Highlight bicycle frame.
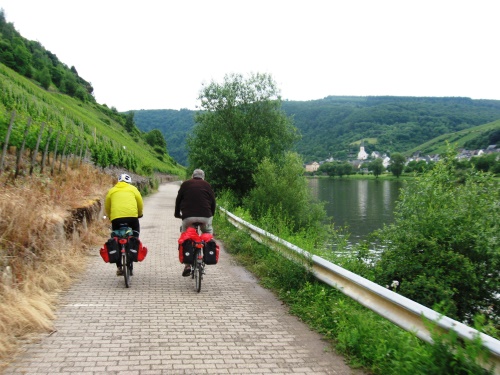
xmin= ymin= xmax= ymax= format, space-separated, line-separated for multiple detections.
xmin=189 ymin=224 xmax=205 ymax=293
xmin=112 ymin=227 xmax=133 ymax=288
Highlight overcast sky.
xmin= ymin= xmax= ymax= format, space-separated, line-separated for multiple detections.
xmin=1 ymin=0 xmax=498 ymax=112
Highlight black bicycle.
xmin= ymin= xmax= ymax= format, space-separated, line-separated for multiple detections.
xmin=189 ymin=223 xmax=205 ymax=293
xmin=112 ymin=226 xmax=134 ymax=288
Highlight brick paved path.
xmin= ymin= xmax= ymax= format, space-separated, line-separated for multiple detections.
xmin=4 ymin=183 xmax=363 ymax=375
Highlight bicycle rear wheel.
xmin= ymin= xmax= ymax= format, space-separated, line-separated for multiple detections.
xmin=195 ymin=264 xmax=202 ymax=292
xmin=194 ymin=250 xmax=202 ymax=293
xmin=122 ymin=253 xmax=131 ymax=288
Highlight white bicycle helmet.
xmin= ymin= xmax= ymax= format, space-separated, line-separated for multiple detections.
xmin=118 ymin=173 xmax=132 ymax=183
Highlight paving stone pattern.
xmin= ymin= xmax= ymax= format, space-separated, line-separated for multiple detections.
xmin=4 ymin=183 xmax=364 ymax=375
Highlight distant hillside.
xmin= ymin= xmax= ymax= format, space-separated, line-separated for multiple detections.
xmin=407 ymin=119 xmax=500 ymax=156
xmin=0 ymin=11 xmax=183 ymax=177
xmin=133 ymin=96 xmax=500 ymax=165
xmin=283 ymin=96 xmax=500 ymax=162
xmin=133 ymin=109 xmax=195 ymax=166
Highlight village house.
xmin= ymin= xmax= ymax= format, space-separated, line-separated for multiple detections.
xmin=305 ymin=161 xmax=320 ymax=172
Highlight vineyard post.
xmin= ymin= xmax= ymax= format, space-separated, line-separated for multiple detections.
xmin=30 ymin=122 xmax=45 ymax=175
xmin=64 ymin=134 xmax=73 ymax=170
xmin=40 ymin=127 xmax=53 ymax=174
xmin=15 ymin=117 xmax=32 ymax=178
xmin=50 ymin=130 xmax=60 ymax=176
xmin=59 ymin=134 xmax=69 ymax=173
xmin=77 ymin=139 xmax=85 ymax=166
xmin=0 ymin=110 xmax=16 ymax=175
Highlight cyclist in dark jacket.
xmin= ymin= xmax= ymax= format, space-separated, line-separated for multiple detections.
xmin=174 ymin=169 xmax=216 ymax=276
xmin=175 ymin=169 xmax=216 ymax=233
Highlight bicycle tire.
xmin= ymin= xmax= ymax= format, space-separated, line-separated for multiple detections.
xmin=195 ymin=264 xmax=201 ymax=292
xmin=194 ymin=249 xmax=202 ymax=293
xmin=122 ymin=253 xmax=130 ymax=288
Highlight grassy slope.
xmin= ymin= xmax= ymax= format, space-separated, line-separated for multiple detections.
xmin=0 ymin=63 xmax=185 ymax=176
xmin=407 ymin=119 xmax=500 ymax=155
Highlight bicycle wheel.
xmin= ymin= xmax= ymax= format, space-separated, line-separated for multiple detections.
xmin=195 ymin=264 xmax=202 ymax=292
xmin=194 ymin=250 xmax=202 ymax=293
xmin=122 ymin=253 xmax=131 ymax=288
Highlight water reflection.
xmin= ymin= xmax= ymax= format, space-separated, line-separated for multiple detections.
xmin=308 ymin=178 xmax=405 ymax=243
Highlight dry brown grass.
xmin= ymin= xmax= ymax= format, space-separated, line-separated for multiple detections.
xmin=0 ymin=163 xmax=114 ymax=370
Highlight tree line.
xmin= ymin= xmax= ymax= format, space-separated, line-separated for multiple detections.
xmin=316 ymin=151 xmax=500 ymax=178
xmin=0 ymin=9 xmax=94 ymax=103
xmin=133 ymin=96 xmax=500 ymax=167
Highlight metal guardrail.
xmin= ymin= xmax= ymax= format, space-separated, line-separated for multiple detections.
xmin=220 ymin=207 xmax=500 ymax=374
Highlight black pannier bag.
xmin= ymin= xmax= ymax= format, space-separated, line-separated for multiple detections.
xmin=179 ymin=239 xmax=195 ymax=264
xmin=106 ymin=237 xmax=120 ymax=264
xmin=127 ymin=236 xmax=141 ymax=262
xmin=203 ymin=240 xmax=219 ymax=265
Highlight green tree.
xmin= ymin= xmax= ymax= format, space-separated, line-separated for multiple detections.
xmin=12 ymin=39 xmax=32 ymax=76
xmin=61 ymin=72 xmax=78 ymax=96
xmin=405 ymin=160 xmax=429 ymax=174
xmin=318 ymin=162 xmax=336 ymax=176
xmin=188 ymin=72 xmax=300 ymax=200
xmin=144 ymin=129 xmax=167 ymax=150
xmin=36 ymin=66 xmax=51 ymax=90
xmin=124 ymin=111 xmax=136 ymax=133
xmin=244 ymin=152 xmax=326 ymax=232
xmin=389 ymin=153 xmax=406 ymax=178
xmin=373 ymin=149 xmax=500 ymax=324
xmin=368 ymin=158 xmax=384 ymax=178
xmin=470 ymin=153 xmax=497 ymax=173
xmin=338 ymin=162 xmax=354 ymax=177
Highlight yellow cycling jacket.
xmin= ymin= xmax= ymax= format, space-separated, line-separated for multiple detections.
xmin=105 ymin=181 xmax=144 ymax=221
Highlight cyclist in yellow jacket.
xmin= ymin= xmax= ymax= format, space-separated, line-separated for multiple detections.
xmin=105 ymin=173 xmax=144 ymax=275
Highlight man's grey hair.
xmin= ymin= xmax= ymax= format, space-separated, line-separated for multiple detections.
xmin=192 ymin=169 xmax=205 ymax=179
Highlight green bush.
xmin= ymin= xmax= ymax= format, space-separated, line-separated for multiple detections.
xmin=373 ymin=148 xmax=500 ymax=325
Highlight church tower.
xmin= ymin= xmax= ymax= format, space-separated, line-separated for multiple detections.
xmin=357 ymin=140 xmax=368 ymax=160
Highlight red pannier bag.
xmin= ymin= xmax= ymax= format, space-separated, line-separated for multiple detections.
xmin=201 ymin=233 xmax=219 ymax=265
xmin=137 ymin=244 xmax=148 ymax=262
xmin=100 ymin=237 xmax=120 ymax=263
xmin=128 ymin=237 xmax=148 ymax=262
xmin=178 ymin=227 xmax=200 ymax=264
xmin=99 ymin=247 xmax=109 ymax=263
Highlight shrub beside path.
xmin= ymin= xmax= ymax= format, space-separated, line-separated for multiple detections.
xmin=4 ymin=182 xmax=364 ymax=375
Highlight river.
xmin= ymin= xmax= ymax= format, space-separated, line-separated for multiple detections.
xmin=308 ymin=178 xmax=406 ymax=244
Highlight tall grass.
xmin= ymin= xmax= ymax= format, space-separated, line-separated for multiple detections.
xmin=0 ymin=160 xmax=112 ymax=370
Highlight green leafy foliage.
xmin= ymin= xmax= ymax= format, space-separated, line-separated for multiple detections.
xmin=318 ymin=161 xmax=354 ymax=177
xmin=0 ymin=10 xmax=94 ymax=102
xmin=373 ymin=148 xmax=500 ymax=324
xmin=243 ymin=152 xmax=326 ymax=232
xmin=213 ymin=211 xmax=494 ymax=374
xmin=187 ymin=72 xmax=299 ymax=200
xmin=368 ymin=158 xmax=384 ymax=177
xmin=143 ymin=129 xmax=167 ymax=154
xmin=388 ymin=152 xmax=406 ymax=177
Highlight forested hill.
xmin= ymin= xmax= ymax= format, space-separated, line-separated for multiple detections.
xmin=284 ymin=96 xmax=500 ymax=162
xmin=132 ymin=96 xmax=500 ymax=166
xmin=0 ymin=9 xmax=183 ymax=177
xmin=133 ymin=109 xmax=194 ymax=167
